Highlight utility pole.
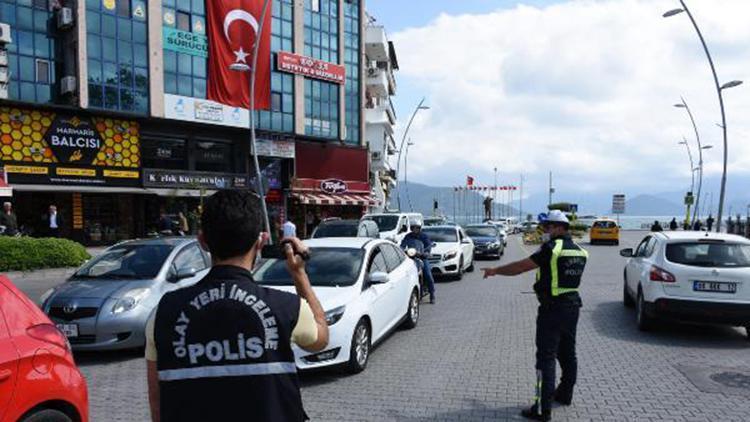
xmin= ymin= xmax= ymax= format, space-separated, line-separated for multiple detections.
xmin=548 ymin=171 xmax=553 ymax=207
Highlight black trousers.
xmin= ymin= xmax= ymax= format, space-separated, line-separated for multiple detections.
xmin=535 ymin=300 xmax=580 ymax=413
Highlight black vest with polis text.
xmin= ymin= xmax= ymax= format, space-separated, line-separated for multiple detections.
xmin=154 ymin=265 xmax=305 ymax=422
xmin=533 ymin=235 xmax=588 ymax=305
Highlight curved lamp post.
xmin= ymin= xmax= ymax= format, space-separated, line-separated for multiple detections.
xmin=678 ymin=138 xmax=696 ymax=229
xmin=674 ymin=97 xmax=703 ymax=224
xmin=664 ymin=2 xmax=743 ymax=232
xmin=395 ymin=98 xmax=429 ymax=211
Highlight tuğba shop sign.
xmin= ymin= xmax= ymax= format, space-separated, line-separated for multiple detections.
xmin=44 ymin=116 xmax=103 ymax=164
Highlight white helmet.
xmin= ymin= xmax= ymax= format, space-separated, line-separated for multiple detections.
xmin=542 ymin=210 xmax=569 ymax=225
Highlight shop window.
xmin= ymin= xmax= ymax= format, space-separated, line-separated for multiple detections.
xmin=195 ymin=141 xmax=233 ymax=173
xmin=343 ymin=0 xmax=360 ymax=144
xmin=142 ymin=138 xmax=188 ymax=170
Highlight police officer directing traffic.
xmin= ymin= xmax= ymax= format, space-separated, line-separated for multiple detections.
xmin=481 ymin=210 xmax=588 ymax=421
xmin=146 ymin=190 xmax=329 ymax=422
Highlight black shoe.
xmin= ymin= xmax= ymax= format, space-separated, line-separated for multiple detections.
xmin=429 ymin=296 xmax=436 ymax=304
xmin=520 ymin=405 xmax=551 ymax=421
xmin=553 ymin=388 xmax=572 ymax=406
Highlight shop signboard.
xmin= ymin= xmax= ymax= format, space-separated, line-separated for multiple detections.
xmin=163 ymin=27 xmax=208 ymax=57
xmin=320 ymin=179 xmax=348 ymax=194
xmin=164 ymin=94 xmax=250 ymax=128
xmin=254 ymin=139 xmax=295 ymax=159
xmin=0 ymin=106 xmax=141 ymax=187
xmin=277 ymin=51 xmax=346 ymax=84
xmin=143 ymin=169 xmax=248 ymax=190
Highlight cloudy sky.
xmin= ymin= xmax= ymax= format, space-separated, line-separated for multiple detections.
xmin=367 ymin=0 xmax=750 ymax=207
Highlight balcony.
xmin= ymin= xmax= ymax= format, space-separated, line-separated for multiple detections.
xmin=365 ymin=26 xmax=389 ymax=62
xmin=365 ymin=106 xmax=394 ymax=136
xmin=366 ymin=66 xmax=388 ymax=98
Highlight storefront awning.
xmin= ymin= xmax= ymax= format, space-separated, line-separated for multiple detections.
xmin=292 ymin=192 xmax=380 ymax=207
xmin=11 ymin=184 xmax=149 ymax=194
xmin=0 ymin=178 xmax=11 ymax=197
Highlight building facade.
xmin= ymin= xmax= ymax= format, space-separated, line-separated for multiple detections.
xmin=0 ymin=0 xmax=378 ymax=244
xmin=364 ymin=21 xmax=397 ymax=212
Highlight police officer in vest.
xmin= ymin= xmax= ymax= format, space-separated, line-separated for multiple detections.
xmin=481 ymin=210 xmax=588 ymax=421
xmin=146 ymin=190 xmax=329 ymax=422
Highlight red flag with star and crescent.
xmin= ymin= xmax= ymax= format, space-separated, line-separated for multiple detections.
xmin=207 ymin=0 xmax=272 ymax=109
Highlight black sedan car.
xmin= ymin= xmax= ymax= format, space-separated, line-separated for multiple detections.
xmin=465 ymin=224 xmax=505 ymax=260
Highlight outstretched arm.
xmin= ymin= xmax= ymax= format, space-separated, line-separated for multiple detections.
xmin=482 ymin=258 xmax=538 ymax=278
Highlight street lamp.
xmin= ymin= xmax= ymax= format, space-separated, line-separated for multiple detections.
xmin=673 ymin=97 xmax=704 ymax=223
xmin=678 ymin=138 xmax=695 ymax=229
xmin=404 ymin=140 xmax=415 ymax=212
xmin=395 ymin=98 xmax=430 ymax=210
xmin=232 ymin=0 xmax=273 ymax=240
xmin=664 ymin=1 xmax=743 ymax=232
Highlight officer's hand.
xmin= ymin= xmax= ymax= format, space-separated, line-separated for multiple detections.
xmin=481 ymin=267 xmax=495 ymax=279
xmin=283 ymin=237 xmax=308 ymax=275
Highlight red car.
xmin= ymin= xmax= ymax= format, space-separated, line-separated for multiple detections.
xmin=0 ymin=275 xmax=88 ymax=422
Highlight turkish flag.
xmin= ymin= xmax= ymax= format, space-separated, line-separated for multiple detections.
xmin=466 ymin=176 xmax=474 ymax=187
xmin=207 ymin=0 xmax=272 ymax=109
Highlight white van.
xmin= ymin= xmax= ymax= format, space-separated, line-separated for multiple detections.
xmin=361 ymin=212 xmax=424 ymax=244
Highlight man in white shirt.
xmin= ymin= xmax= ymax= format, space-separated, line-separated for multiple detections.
xmin=283 ymin=219 xmax=297 ymax=238
xmin=44 ymin=204 xmax=62 ymax=237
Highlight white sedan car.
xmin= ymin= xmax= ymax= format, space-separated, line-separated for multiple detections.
xmin=621 ymin=231 xmax=750 ymax=338
xmin=422 ymin=225 xmax=475 ymax=280
xmin=254 ymin=238 xmax=420 ymax=373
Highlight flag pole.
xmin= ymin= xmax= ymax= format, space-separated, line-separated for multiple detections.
xmin=249 ymin=0 xmax=273 ymax=241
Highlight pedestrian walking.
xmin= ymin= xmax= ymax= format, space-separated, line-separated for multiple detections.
xmin=481 ymin=210 xmax=588 ymax=421
xmin=706 ymin=214 xmax=715 ymax=232
xmin=283 ymin=218 xmax=297 ymax=238
xmin=42 ymin=204 xmax=63 ymax=237
xmin=650 ymin=220 xmax=663 ymax=232
xmin=669 ymin=218 xmax=678 ymax=231
xmin=146 ymin=190 xmax=329 ymax=422
xmin=0 ymin=202 xmax=18 ymax=236
xmin=177 ymin=211 xmax=189 ymax=235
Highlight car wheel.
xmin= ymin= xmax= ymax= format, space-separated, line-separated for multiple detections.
xmin=402 ymin=289 xmax=420 ymax=329
xmin=623 ymin=277 xmax=635 ymax=308
xmin=636 ymin=288 xmax=653 ymax=331
xmin=347 ymin=319 xmax=371 ymax=374
xmin=20 ymin=409 xmax=73 ymax=422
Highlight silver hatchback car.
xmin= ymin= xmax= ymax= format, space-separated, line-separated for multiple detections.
xmin=41 ymin=237 xmax=210 ymax=351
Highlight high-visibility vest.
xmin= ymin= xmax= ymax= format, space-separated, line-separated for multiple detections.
xmin=536 ymin=238 xmax=589 ymax=297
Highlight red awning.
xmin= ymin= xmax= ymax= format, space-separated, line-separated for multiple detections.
xmin=0 ymin=178 xmax=11 ymax=197
xmin=292 ymin=192 xmax=379 ymax=207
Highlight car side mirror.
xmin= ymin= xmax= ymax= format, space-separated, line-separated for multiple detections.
xmin=619 ymin=248 xmax=634 ymax=258
xmin=368 ymin=271 xmax=389 ymax=285
xmin=462 ymin=238 xmax=471 ymax=244
xmin=174 ymin=267 xmax=198 ymax=282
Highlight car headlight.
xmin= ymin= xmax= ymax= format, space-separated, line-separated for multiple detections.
xmin=112 ymin=288 xmax=150 ymax=314
xmin=490 ymin=242 xmax=501 ymax=248
xmin=444 ymin=250 xmax=458 ymax=260
xmin=40 ymin=288 xmax=56 ymax=305
xmin=324 ymin=306 xmax=346 ymax=326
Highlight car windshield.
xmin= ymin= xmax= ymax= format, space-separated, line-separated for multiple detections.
xmin=313 ymin=223 xmax=358 ymax=238
xmin=665 ymin=242 xmax=750 ymax=268
xmin=254 ymin=248 xmax=364 ymax=287
xmin=363 ymin=215 xmax=400 ymax=232
xmin=593 ymin=221 xmax=617 ymax=229
xmin=423 ymin=228 xmax=458 ymax=243
xmin=465 ymin=227 xmax=497 ymax=237
xmin=73 ymin=244 xmax=174 ymax=279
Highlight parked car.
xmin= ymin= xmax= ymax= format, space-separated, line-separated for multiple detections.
xmin=254 ymin=238 xmax=420 ymax=373
xmin=620 ymin=232 xmax=750 ymax=337
xmin=0 ymin=275 xmax=89 ymax=422
xmin=40 ymin=238 xmax=210 ymax=351
xmin=361 ymin=212 xmax=423 ymax=244
xmin=465 ymin=224 xmax=505 ymax=260
xmin=590 ymin=218 xmax=620 ymax=245
xmin=422 ymin=225 xmax=475 ymax=280
xmin=311 ymin=219 xmax=379 ymax=239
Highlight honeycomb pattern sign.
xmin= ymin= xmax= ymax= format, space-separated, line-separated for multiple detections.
xmin=0 ymin=107 xmax=140 ymax=169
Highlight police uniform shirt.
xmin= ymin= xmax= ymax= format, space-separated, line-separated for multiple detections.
xmin=530 ymin=235 xmax=585 ymax=303
xmin=144 ymin=272 xmax=318 ymax=361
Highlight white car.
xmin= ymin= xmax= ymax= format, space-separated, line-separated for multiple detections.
xmin=621 ymin=232 xmax=750 ymax=337
xmin=254 ymin=238 xmax=420 ymax=373
xmin=422 ymin=225 xmax=475 ymax=280
xmin=361 ymin=213 xmax=423 ymax=245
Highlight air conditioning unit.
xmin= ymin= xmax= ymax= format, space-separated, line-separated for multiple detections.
xmin=371 ymin=151 xmax=382 ymax=161
xmin=0 ymin=23 xmax=11 ymax=44
xmin=60 ymin=75 xmax=76 ymax=95
xmin=56 ymin=7 xmax=74 ymax=30
xmin=367 ymin=67 xmax=379 ymax=77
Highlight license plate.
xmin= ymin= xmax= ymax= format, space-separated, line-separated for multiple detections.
xmin=56 ymin=323 xmax=79 ymax=338
xmin=693 ymin=281 xmax=737 ymax=294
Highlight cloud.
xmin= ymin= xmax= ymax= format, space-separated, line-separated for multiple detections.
xmin=389 ymin=0 xmax=750 ymax=199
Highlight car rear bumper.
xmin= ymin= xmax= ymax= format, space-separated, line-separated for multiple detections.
xmin=646 ymin=298 xmax=750 ymax=326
